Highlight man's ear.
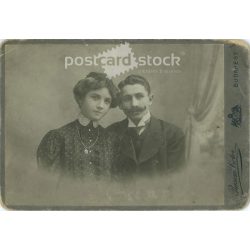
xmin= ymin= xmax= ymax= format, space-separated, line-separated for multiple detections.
xmin=149 ymin=93 xmax=154 ymax=105
xmin=119 ymin=103 xmax=124 ymax=110
xmin=117 ymin=92 xmax=123 ymax=110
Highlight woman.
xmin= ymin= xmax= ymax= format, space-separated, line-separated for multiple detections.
xmin=37 ymin=72 xmax=118 ymax=179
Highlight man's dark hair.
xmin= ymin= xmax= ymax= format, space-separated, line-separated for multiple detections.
xmin=118 ymin=75 xmax=151 ymax=94
xmin=73 ymin=72 xmax=118 ymax=108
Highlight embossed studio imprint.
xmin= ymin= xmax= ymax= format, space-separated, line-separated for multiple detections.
xmin=228 ymin=105 xmax=241 ymax=127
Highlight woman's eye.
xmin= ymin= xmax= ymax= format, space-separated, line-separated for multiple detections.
xmin=91 ymin=95 xmax=99 ymax=100
xmin=105 ymin=99 xmax=111 ymax=104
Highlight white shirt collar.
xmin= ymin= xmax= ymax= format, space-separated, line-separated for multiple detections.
xmin=128 ymin=112 xmax=151 ymax=127
xmin=78 ymin=113 xmax=99 ymax=128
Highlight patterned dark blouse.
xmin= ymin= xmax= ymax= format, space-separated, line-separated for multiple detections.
xmin=37 ymin=120 xmax=116 ymax=179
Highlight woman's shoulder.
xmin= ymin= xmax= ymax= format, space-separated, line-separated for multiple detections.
xmin=98 ymin=125 xmax=113 ymax=136
xmin=39 ymin=120 xmax=78 ymax=143
xmin=53 ymin=120 xmax=78 ymax=136
xmin=98 ymin=126 xmax=118 ymax=146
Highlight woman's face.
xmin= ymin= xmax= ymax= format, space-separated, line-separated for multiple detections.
xmin=79 ymin=87 xmax=112 ymax=121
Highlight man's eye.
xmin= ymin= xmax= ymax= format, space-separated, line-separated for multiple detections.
xmin=122 ymin=96 xmax=131 ymax=101
xmin=135 ymin=94 xmax=144 ymax=99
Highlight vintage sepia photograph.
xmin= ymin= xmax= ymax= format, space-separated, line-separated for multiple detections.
xmin=0 ymin=40 xmax=249 ymax=209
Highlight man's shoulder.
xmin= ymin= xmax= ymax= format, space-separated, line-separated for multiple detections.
xmin=107 ymin=119 xmax=128 ymax=134
xmin=151 ymin=116 xmax=184 ymax=137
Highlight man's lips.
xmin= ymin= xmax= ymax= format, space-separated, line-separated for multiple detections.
xmin=128 ymin=110 xmax=144 ymax=115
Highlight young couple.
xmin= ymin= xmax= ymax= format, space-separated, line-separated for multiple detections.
xmin=37 ymin=72 xmax=185 ymax=180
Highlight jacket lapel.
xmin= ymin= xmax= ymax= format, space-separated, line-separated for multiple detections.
xmin=118 ymin=119 xmax=137 ymax=163
xmin=138 ymin=116 xmax=163 ymax=163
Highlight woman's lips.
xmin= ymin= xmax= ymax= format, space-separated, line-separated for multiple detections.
xmin=94 ymin=110 xmax=103 ymax=115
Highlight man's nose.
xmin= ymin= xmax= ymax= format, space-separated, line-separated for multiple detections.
xmin=131 ymin=97 xmax=139 ymax=107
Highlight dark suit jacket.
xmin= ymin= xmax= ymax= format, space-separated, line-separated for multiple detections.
xmin=107 ymin=116 xmax=185 ymax=178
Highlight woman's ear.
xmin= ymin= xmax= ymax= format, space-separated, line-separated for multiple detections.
xmin=77 ymin=99 xmax=82 ymax=109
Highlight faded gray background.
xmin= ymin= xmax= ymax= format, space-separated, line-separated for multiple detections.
xmin=3 ymin=43 xmax=224 ymax=207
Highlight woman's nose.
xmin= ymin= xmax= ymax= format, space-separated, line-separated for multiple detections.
xmin=97 ymin=100 xmax=105 ymax=109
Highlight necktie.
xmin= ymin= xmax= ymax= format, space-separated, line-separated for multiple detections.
xmin=128 ymin=126 xmax=144 ymax=137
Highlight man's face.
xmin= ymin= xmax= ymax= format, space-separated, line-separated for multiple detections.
xmin=119 ymin=84 xmax=153 ymax=125
xmin=80 ymin=87 xmax=112 ymax=121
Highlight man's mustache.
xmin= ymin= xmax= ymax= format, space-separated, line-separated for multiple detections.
xmin=126 ymin=107 xmax=146 ymax=113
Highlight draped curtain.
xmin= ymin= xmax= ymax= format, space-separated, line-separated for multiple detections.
xmin=185 ymin=45 xmax=224 ymax=161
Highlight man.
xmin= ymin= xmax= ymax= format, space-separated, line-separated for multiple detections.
xmin=108 ymin=74 xmax=185 ymax=178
